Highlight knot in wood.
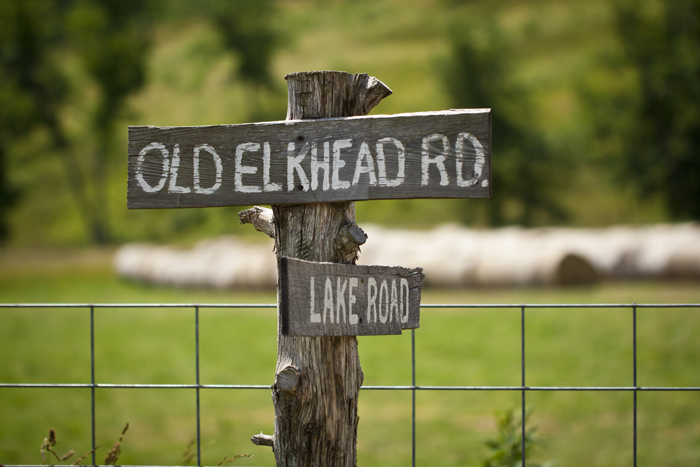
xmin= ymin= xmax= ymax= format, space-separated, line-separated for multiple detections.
xmin=304 ymin=423 xmax=317 ymax=435
xmin=340 ymin=222 xmax=367 ymax=247
xmin=276 ymin=366 xmax=300 ymax=400
xmin=336 ymin=222 xmax=367 ymax=263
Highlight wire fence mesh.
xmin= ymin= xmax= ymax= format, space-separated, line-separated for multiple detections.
xmin=1 ymin=302 xmax=699 ymax=466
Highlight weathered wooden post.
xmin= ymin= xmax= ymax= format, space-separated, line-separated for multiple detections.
xmin=127 ymin=69 xmax=491 ymax=466
xmin=259 ymin=71 xmax=391 ymax=465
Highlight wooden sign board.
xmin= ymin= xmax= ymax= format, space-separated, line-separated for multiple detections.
xmin=278 ymin=257 xmax=424 ymax=336
xmin=128 ymin=109 xmax=491 ymax=209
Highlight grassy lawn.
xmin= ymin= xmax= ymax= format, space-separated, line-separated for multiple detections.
xmin=1 ymin=248 xmax=699 ymax=466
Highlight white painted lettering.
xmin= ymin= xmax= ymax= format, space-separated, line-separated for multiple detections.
xmin=379 ymin=279 xmax=389 ymax=324
xmin=348 ymin=277 xmax=359 ymax=325
xmin=455 ymin=132 xmax=485 ymax=187
xmin=310 ymin=276 xmax=321 ymax=323
xmin=390 ymin=279 xmax=398 ymax=322
xmin=367 ymin=277 xmax=378 ymax=324
xmin=287 ymin=142 xmax=310 ymax=192
xmin=311 ymin=142 xmax=329 ymax=191
xmin=324 ymin=277 xmax=334 ymax=324
xmin=194 ymin=144 xmax=223 ymax=194
xmin=234 ymin=142 xmax=261 ymax=193
xmin=336 ymin=277 xmax=347 ymax=324
xmin=263 ymin=142 xmax=282 ymax=192
xmin=421 ymin=133 xmax=450 ymax=186
xmin=352 ymin=141 xmax=377 ymax=186
xmin=168 ymin=144 xmax=190 ymax=194
xmin=136 ymin=142 xmax=169 ymax=193
xmin=400 ymin=278 xmax=410 ymax=323
xmin=332 ymin=139 xmax=352 ymax=190
xmin=376 ymin=137 xmax=405 ymax=187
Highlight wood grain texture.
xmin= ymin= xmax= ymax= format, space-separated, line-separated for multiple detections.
xmin=269 ymin=71 xmax=392 ymax=467
xmin=127 ymin=108 xmax=491 ymax=209
xmin=279 ymin=257 xmax=423 ymax=336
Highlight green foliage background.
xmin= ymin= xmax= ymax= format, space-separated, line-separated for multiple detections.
xmin=2 ymin=0 xmax=698 ymax=247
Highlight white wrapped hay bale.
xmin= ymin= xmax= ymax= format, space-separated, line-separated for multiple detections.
xmin=359 ymin=223 xmax=699 ymax=286
xmin=114 ymin=237 xmax=276 ymax=289
xmin=468 ymin=228 xmax=599 ymax=286
xmin=359 ymin=225 xmax=599 ymax=287
xmin=113 ymin=223 xmax=700 ymax=289
xmin=629 ymin=223 xmax=700 ymax=278
xmin=358 ymin=224 xmax=482 ymax=287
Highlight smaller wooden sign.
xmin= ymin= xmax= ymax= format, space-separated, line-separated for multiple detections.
xmin=279 ymin=257 xmax=424 ymax=336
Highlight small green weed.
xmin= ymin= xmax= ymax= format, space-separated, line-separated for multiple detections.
xmin=481 ymin=409 xmax=554 ymax=467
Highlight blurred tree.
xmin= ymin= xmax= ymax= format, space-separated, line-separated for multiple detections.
xmin=167 ymin=0 xmax=281 ymax=121
xmin=0 ymin=0 xmax=68 ymax=242
xmin=0 ymin=0 xmax=151 ymax=245
xmin=206 ymin=0 xmax=281 ymax=122
xmin=0 ymin=0 xmax=282 ymax=244
xmin=206 ymin=0 xmax=278 ymax=89
xmin=441 ymin=20 xmax=567 ymax=226
xmin=611 ymin=0 xmax=700 ymax=220
xmin=66 ymin=0 xmax=154 ymax=244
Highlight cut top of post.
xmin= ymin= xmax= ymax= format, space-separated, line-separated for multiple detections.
xmin=284 ymin=71 xmax=393 ymax=120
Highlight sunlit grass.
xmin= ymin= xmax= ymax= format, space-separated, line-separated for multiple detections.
xmin=1 ymin=248 xmax=699 ymax=465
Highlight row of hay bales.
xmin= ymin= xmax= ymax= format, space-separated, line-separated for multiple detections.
xmin=113 ymin=223 xmax=700 ymax=288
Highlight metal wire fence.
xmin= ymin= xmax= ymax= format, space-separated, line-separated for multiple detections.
xmin=1 ymin=302 xmax=699 ymax=467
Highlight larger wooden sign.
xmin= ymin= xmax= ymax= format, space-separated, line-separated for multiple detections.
xmin=278 ymin=257 xmax=424 ymax=336
xmin=128 ymin=109 xmax=491 ymax=209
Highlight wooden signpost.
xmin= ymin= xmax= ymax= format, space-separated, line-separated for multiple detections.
xmin=127 ymin=71 xmax=491 ymax=467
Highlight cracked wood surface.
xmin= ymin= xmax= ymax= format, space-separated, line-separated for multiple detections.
xmin=270 ymin=71 xmax=389 ymax=467
xmin=127 ymin=107 xmax=491 ymax=208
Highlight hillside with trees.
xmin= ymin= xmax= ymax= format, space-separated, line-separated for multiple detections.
xmin=1 ymin=0 xmax=697 ymax=246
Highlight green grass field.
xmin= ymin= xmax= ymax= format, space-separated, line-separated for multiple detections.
xmin=1 ymin=248 xmax=699 ymax=466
